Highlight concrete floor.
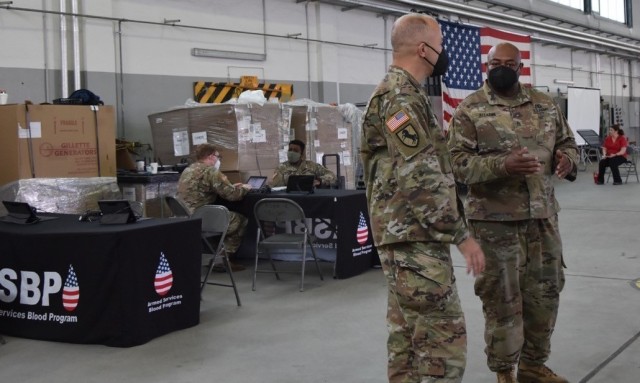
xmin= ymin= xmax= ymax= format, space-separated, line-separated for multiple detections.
xmin=1 ymin=164 xmax=639 ymax=383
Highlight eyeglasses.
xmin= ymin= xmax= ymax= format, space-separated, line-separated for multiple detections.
xmin=488 ymin=60 xmax=520 ymax=70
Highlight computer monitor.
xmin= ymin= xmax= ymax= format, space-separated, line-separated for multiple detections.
xmin=286 ymin=175 xmax=315 ymax=194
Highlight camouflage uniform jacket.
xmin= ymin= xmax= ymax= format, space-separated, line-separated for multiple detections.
xmin=361 ymin=65 xmax=469 ymax=247
xmin=448 ymin=82 xmax=578 ymax=221
xmin=177 ymin=162 xmax=248 ymax=213
xmin=271 ymin=160 xmax=337 ymax=187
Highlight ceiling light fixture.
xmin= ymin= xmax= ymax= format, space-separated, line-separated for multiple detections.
xmin=191 ymin=48 xmax=266 ymax=61
xmin=554 ymin=79 xmax=575 ymax=85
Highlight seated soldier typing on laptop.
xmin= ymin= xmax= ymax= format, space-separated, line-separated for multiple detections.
xmin=177 ymin=143 xmax=252 ymax=271
xmin=270 ymin=139 xmax=337 ymax=188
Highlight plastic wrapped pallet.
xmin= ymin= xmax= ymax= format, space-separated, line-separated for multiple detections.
xmin=8 ymin=177 xmax=121 ymax=214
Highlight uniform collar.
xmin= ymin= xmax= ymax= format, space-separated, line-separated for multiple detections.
xmin=482 ymin=81 xmax=532 ymax=107
xmin=389 ymin=65 xmax=423 ymax=90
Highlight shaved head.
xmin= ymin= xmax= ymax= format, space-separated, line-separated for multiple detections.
xmin=391 ymin=13 xmax=439 ymax=55
xmin=487 ymin=42 xmax=521 ymax=63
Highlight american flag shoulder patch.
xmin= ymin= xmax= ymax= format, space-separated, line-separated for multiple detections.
xmin=386 ymin=110 xmax=410 ymax=132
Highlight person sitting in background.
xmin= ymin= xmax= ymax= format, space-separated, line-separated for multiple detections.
xmin=270 ymin=139 xmax=337 ymax=188
xmin=596 ymin=124 xmax=628 ymax=185
xmin=177 ymin=143 xmax=252 ymax=271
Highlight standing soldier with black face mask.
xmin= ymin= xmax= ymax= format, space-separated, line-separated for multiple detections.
xmin=448 ymin=42 xmax=578 ymax=383
xmin=362 ymin=13 xmax=485 ymax=383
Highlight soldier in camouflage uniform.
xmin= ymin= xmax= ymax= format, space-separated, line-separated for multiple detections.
xmin=448 ymin=43 xmax=578 ymax=383
xmin=270 ymin=139 xmax=337 ymax=188
xmin=177 ymin=144 xmax=252 ymax=269
xmin=361 ymin=14 xmax=485 ymax=383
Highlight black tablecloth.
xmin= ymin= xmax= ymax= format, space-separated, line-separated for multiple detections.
xmin=221 ymin=189 xmax=377 ymax=279
xmin=0 ymin=214 xmax=202 ymax=347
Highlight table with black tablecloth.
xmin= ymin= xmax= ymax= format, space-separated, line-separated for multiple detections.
xmin=222 ymin=189 xmax=378 ymax=279
xmin=0 ymin=214 xmax=201 ymax=347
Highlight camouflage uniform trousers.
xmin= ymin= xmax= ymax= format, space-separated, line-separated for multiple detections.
xmin=377 ymin=241 xmax=467 ymax=383
xmin=223 ymin=211 xmax=248 ymax=256
xmin=468 ymin=214 xmax=565 ymax=372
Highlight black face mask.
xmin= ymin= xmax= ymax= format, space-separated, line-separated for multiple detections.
xmin=487 ymin=66 xmax=519 ymax=92
xmin=422 ymin=42 xmax=449 ymax=77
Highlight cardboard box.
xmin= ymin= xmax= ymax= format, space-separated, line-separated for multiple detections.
xmin=0 ymin=104 xmax=116 ymax=186
xmin=148 ymin=103 xmax=296 ymax=172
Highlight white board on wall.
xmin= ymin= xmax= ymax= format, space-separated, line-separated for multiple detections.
xmin=567 ymin=87 xmax=601 ymax=146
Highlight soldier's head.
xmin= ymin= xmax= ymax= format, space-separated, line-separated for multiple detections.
xmin=486 ymin=42 xmax=522 ymax=96
xmin=194 ymin=143 xmax=221 ymax=170
xmin=287 ymin=139 xmax=306 ymax=164
xmin=391 ymin=13 xmax=447 ymax=82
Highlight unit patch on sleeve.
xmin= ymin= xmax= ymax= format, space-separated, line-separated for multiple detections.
xmin=397 ymin=125 xmax=419 ymax=147
xmin=386 ymin=110 xmax=410 ymax=132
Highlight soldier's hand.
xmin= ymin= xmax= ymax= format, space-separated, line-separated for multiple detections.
xmin=456 ymin=237 xmax=485 ymax=277
xmin=505 ymin=147 xmax=541 ymax=175
xmin=554 ymin=150 xmax=572 ymax=179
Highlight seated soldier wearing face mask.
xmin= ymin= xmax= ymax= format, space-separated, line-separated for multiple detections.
xmin=177 ymin=143 xmax=252 ymax=271
xmin=270 ymin=139 xmax=337 ymax=188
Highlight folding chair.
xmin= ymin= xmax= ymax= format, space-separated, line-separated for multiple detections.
xmin=253 ymin=198 xmax=324 ymax=292
xmin=189 ymin=205 xmax=242 ymax=306
xmin=606 ymin=145 xmax=639 ymax=184
xmin=164 ymin=196 xmax=191 ymax=217
xmin=576 ymin=129 xmax=602 ymax=170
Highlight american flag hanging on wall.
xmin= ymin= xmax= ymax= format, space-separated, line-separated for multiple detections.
xmin=439 ymin=20 xmax=532 ymax=130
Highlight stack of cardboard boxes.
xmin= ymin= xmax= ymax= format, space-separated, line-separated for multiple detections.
xmin=0 ymin=104 xmax=118 ymax=213
xmin=148 ymin=102 xmax=360 ymax=188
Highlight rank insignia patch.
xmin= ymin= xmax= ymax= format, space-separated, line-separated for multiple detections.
xmin=397 ymin=125 xmax=419 ymax=147
xmin=386 ymin=110 xmax=410 ymax=132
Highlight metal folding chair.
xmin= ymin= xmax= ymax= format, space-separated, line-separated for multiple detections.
xmin=164 ymin=195 xmax=191 ymax=217
xmin=252 ymin=198 xmax=323 ymax=292
xmin=576 ymin=129 xmax=602 ymax=170
xmin=191 ymin=205 xmax=241 ymax=306
xmin=606 ymin=145 xmax=640 ymax=184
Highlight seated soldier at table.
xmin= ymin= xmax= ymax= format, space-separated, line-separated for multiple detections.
xmin=270 ymin=139 xmax=337 ymax=188
xmin=177 ymin=143 xmax=252 ymax=271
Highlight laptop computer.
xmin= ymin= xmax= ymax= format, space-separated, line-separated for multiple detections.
xmin=0 ymin=201 xmax=58 ymax=224
xmin=246 ymin=176 xmax=268 ymax=190
xmin=286 ymin=175 xmax=315 ymax=194
xmin=98 ymin=200 xmax=138 ymax=224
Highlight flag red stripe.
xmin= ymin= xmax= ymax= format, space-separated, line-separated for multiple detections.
xmin=480 ymin=27 xmax=531 ymax=43
xmin=155 ymin=281 xmax=173 ymax=290
xmin=62 ymin=290 xmax=79 ymax=297
xmin=63 ymin=297 xmax=79 ymax=304
xmin=155 ymin=273 xmax=172 ymax=282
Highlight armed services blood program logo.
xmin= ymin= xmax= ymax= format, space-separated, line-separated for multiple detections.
xmin=357 ymin=212 xmax=369 ymax=245
xmin=154 ymin=252 xmax=173 ymax=296
xmin=62 ymin=264 xmax=80 ymax=312
xmin=148 ymin=252 xmax=183 ymax=313
xmin=351 ymin=212 xmax=374 ymax=258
